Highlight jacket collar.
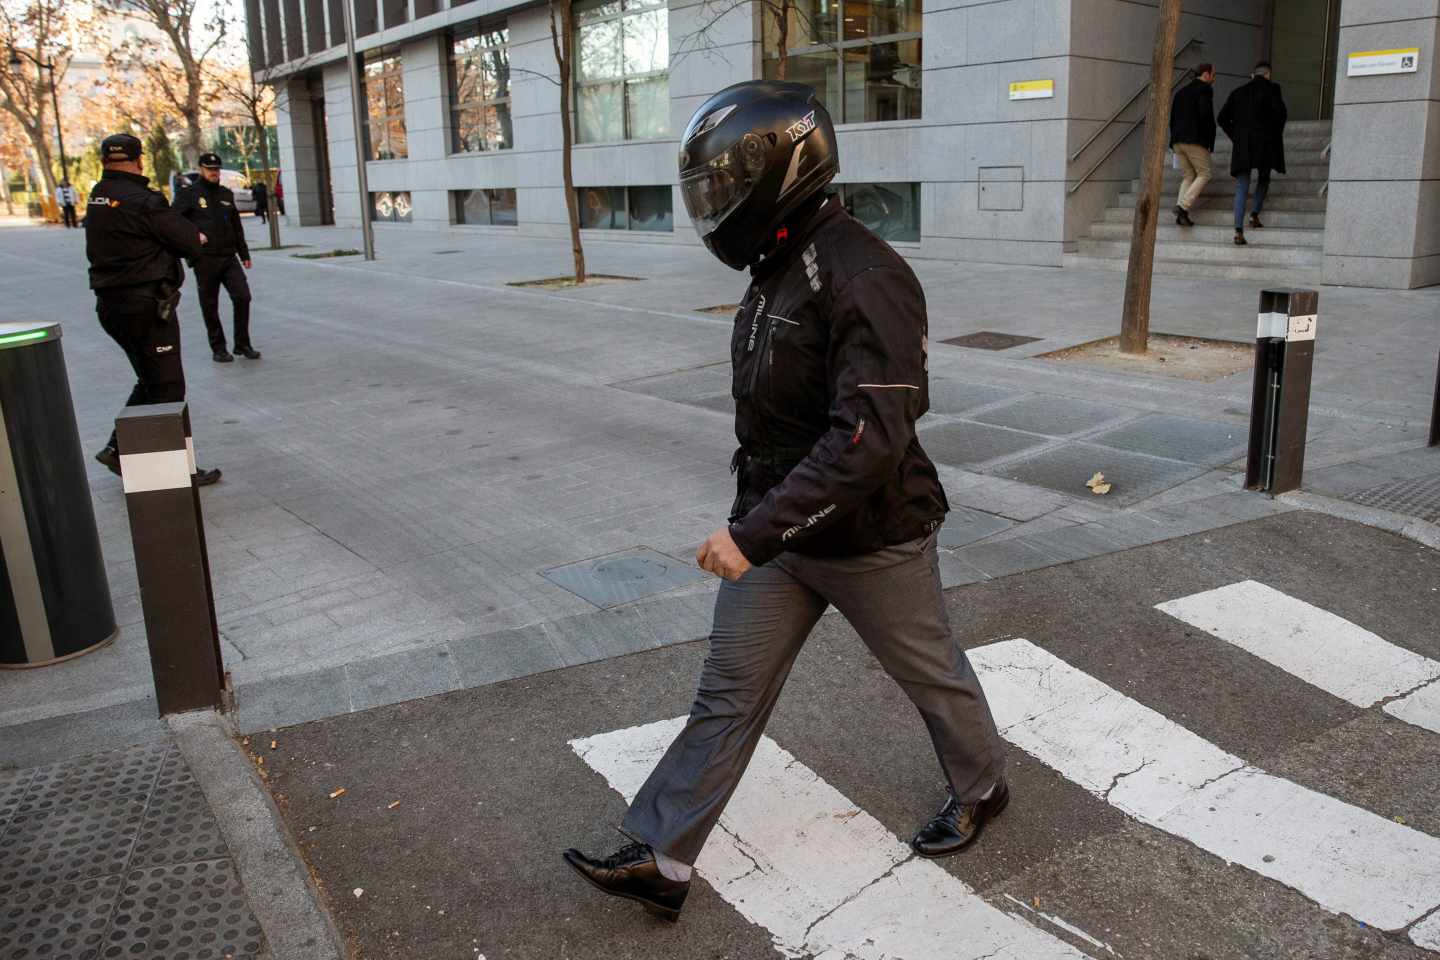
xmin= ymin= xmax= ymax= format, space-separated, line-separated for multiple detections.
xmin=750 ymin=195 xmax=843 ymax=281
xmin=101 ymin=169 xmax=150 ymax=187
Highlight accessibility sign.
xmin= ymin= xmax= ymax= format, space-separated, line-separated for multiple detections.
xmin=1348 ymin=48 xmax=1421 ymax=77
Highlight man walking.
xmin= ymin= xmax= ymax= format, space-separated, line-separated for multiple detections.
xmin=563 ymin=81 xmax=1008 ymax=923
xmin=251 ymin=178 xmax=268 ymax=224
xmin=86 ymin=133 xmax=221 ymax=485
xmin=55 ymin=180 xmax=78 ymax=228
xmin=1219 ymin=62 xmax=1288 ymax=246
xmin=174 ymin=153 xmax=260 ymax=362
xmin=1169 ymin=63 xmax=1216 ymax=227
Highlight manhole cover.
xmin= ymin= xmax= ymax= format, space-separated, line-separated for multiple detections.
xmin=1350 ymin=472 xmax=1440 ymax=524
xmin=593 ymin=556 xmax=670 ymax=583
xmin=942 ymin=331 xmax=1043 ymax=351
xmin=543 ymin=547 xmax=710 ymax=608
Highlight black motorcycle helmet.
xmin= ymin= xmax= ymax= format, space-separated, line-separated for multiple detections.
xmin=679 ymin=80 xmax=839 ymax=270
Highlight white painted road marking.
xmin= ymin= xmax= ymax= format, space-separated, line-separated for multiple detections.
xmin=967 ymin=638 xmax=1440 ymax=936
xmin=1157 ymin=580 xmax=1440 ymax=734
xmin=571 ymin=717 xmax=1090 ymax=960
xmin=1414 ymin=912 xmax=1440 ymax=952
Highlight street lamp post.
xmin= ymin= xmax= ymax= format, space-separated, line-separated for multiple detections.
xmin=6 ymin=46 xmax=70 ymax=191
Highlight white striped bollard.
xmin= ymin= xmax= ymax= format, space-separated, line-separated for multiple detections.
xmin=115 ymin=401 xmax=227 ymax=715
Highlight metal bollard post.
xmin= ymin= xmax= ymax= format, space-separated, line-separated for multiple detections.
xmin=1245 ymin=288 xmax=1318 ymax=496
xmin=115 ymin=402 xmax=227 ymax=715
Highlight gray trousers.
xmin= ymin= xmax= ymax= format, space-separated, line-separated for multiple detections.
xmin=621 ymin=531 xmax=1005 ymax=865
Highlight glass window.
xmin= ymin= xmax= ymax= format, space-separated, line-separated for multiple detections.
xmin=834 ymin=182 xmax=919 ymax=241
xmin=576 ymin=185 xmax=672 ymax=231
xmin=627 ymin=185 xmax=673 ymax=231
xmin=763 ymin=0 xmax=921 ymax=123
xmin=575 ymin=0 xmax=669 ymax=142
xmin=453 ymin=188 xmax=518 ymax=225
xmin=371 ymin=191 xmax=413 ymax=223
xmin=450 ymin=26 xmax=512 ymax=152
xmin=363 ymin=50 xmax=407 ymax=160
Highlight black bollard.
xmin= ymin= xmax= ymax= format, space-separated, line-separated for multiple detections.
xmin=1246 ymin=289 xmax=1318 ymax=496
xmin=115 ymin=402 xmax=226 ymax=715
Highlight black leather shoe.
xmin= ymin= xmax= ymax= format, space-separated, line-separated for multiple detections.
xmin=193 ymin=467 xmax=222 ymax=486
xmin=910 ymin=780 xmax=1010 ymax=859
xmin=213 ymin=349 xmax=234 ymax=363
xmin=1249 ymin=214 xmax=1264 ymax=229
xmin=1233 ymin=231 xmax=1248 ymax=246
xmin=235 ymin=346 xmax=261 ymax=360
xmin=562 ymin=842 xmax=689 ymax=922
xmin=1174 ymin=205 xmax=1194 ymax=227
xmin=95 ymin=445 xmax=122 ymax=477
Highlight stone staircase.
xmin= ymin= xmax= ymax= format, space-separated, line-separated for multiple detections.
xmin=1065 ymin=120 xmax=1331 ymax=283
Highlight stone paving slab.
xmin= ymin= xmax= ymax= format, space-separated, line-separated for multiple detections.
xmin=990 ymin=442 xmax=1212 ymax=507
xmin=0 ymin=743 xmax=266 ymax=960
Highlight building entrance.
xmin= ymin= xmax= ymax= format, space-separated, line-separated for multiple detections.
xmin=1268 ymin=0 xmax=1342 ymax=121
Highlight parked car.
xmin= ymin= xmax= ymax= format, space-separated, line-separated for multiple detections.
xmin=170 ymin=169 xmax=256 ymax=212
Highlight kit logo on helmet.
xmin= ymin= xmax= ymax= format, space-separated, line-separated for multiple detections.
xmin=785 ymin=111 xmax=817 ymax=143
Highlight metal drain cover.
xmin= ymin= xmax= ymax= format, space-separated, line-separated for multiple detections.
xmin=942 ymin=331 xmax=1043 ymax=351
xmin=543 ymin=547 xmax=710 ymax=608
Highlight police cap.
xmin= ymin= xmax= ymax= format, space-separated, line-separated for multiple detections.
xmin=198 ymin=152 xmax=222 ymax=168
xmin=100 ymin=133 xmax=142 ymax=162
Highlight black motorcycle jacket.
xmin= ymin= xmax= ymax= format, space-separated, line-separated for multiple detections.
xmin=85 ymin=170 xmax=203 ymax=290
xmin=173 ymin=178 xmax=250 ymax=260
xmin=727 ymin=198 xmax=948 ymax=567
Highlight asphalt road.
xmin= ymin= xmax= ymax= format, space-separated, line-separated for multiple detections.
xmin=262 ymin=511 xmax=1440 ymax=960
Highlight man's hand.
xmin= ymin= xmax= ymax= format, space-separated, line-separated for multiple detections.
xmin=697 ymin=527 xmax=752 ymax=582
xmin=198 ymin=232 xmax=208 ymax=245
xmin=242 ymin=260 xmax=251 ymax=269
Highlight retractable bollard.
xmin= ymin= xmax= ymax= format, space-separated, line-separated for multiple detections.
xmin=114 ymin=402 xmax=226 ymax=715
xmin=1245 ymin=289 xmax=1318 ymax=496
xmin=0 ymin=322 xmax=118 ymax=667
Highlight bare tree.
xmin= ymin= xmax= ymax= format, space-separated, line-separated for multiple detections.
xmin=673 ymin=0 xmax=818 ymax=81
xmin=548 ymin=0 xmax=585 ymax=283
xmin=0 ymin=0 xmax=71 ymax=194
xmin=1119 ymin=0 xmax=1183 ymax=355
xmin=210 ymin=51 xmax=282 ymax=250
xmin=106 ymin=0 xmax=226 ymax=167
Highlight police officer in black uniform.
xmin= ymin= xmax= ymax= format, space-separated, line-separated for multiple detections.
xmin=87 ymin=133 xmax=221 ymax=485
xmin=173 ymin=152 xmax=260 ymax=363
xmin=563 ymin=81 xmax=1006 ymax=922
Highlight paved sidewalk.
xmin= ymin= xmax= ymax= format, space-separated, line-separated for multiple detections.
xmin=2 ymin=218 xmax=1436 ymax=757
xmin=0 ymin=739 xmax=266 ymax=960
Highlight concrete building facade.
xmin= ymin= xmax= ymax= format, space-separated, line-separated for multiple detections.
xmin=249 ymin=0 xmax=1440 ymax=288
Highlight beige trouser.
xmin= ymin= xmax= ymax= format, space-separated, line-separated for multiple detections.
xmin=1174 ymin=143 xmax=1212 ymax=211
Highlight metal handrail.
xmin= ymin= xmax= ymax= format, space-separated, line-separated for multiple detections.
xmin=1319 ymin=139 xmax=1332 ymax=198
xmin=1066 ymin=36 xmax=1205 ymax=196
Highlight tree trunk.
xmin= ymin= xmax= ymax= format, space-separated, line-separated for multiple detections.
xmin=254 ymin=111 xmax=282 ymax=249
xmin=1118 ymin=0 xmax=1183 ymax=356
xmin=774 ymin=2 xmax=789 ymax=80
xmin=552 ymin=0 xmax=586 ymax=283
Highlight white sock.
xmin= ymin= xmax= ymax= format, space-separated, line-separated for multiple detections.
xmin=652 ymin=847 xmax=693 ymax=882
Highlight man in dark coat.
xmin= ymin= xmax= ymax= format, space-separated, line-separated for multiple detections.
xmin=251 ymin=180 xmax=268 ymax=223
xmin=173 ymin=153 xmax=259 ymax=362
xmin=1169 ymin=63 xmax=1216 ymax=227
xmin=1218 ymin=61 xmax=1288 ymax=245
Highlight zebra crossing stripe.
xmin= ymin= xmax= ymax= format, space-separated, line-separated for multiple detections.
xmin=571 ymin=717 xmax=1093 ymax=960
xmin=967 ymin=638 xmax=1440 ymax=936
xmin=1414 ymin=911 xmax=1440 ymax=952
xmin=1156 ymin=580 xmax=1440 ymax=734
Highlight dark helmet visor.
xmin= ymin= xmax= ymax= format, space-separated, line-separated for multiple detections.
xmin=680 ymin=133 xmax=767 ymax=238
